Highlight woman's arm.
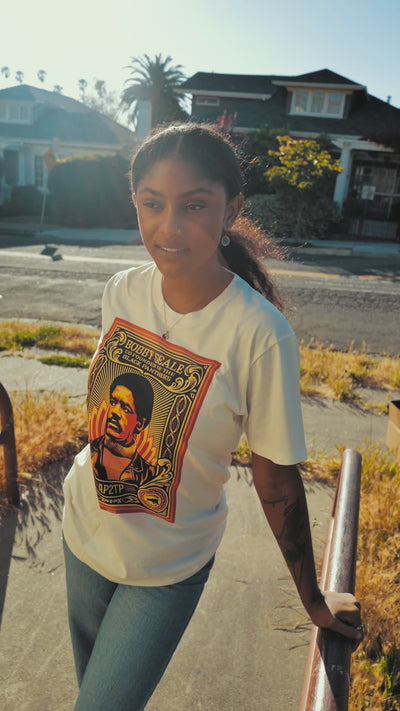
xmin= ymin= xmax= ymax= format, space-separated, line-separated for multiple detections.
xmin=251 ymin=452 xmax=363 ymax=644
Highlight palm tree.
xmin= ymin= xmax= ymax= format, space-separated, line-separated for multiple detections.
xmin=1 ymin=66 xmax=10 ymax=82
xmin=53 ymin=85 xmax=63 ymax=94
xmin=15 ymin=71 xmax=24 ymax=84
xmin=80 ymin=78 xmax=120 ymax=122
xmin=78 ymin=78 xmax=88 ymax=100
xmin=37 ymin=69 xmax=47 ymax=84
xmin=120 ymin=53 xmax=187 ymax=128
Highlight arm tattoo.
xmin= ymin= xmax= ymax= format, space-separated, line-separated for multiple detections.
xmin=263 ymin=495 xmax=309 ymax=590
xmin=262 ymin=494 xmax=288 ymax=508
xmin=279 ymin=499 xmax=308 ymax=562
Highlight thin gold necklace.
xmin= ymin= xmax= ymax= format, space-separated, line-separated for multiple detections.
xmin=161 ymin=289 xmax=208 ymax=340
xmin=162 ymin=297 xmax=188 ymax=340
xmin=160 ymin=268 xmax=231 ymax=340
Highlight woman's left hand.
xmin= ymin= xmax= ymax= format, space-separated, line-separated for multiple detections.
xmin=308 ymin=590 xmax=364 ymax=649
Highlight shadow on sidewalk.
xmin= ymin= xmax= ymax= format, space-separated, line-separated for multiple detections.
xmin=0 ymin=457 xmax=70 ymax=628
xmin=0 ymin=507 xmax=18 ymax=626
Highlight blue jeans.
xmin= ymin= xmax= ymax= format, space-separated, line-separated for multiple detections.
xmin=63 ymin=539 xmax=214 ymax=711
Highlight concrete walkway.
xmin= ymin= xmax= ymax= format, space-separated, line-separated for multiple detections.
xmin=0 ymin=354 xmax=391 ymax=710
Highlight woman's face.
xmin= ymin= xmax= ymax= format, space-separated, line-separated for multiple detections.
xmin=133 ymin=159 xmax=241 ymax=283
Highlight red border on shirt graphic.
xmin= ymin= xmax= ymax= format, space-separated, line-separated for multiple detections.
xmin=87 ymin=318 xmax=220 ymax=522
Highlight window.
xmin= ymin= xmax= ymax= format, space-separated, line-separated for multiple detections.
xmin=0 ymin=102 xmax=31 ymax=123
xmin=290 ymin=90 xmax=345 ymax=118
xmin=292 ymin=91 xmax=308 ymax=113
xmin=19 ymin=104 xmax=30 ymax=121
xmin=196 ymin=96 xmax=220 ymax=106
xmin=310 ymin=91 xmax=325 ymax=113
xmin=326 ymin=93 xmax=343 ymax=116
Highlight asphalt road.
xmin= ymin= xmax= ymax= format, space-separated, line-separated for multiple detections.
xmin=0 ymin=234 xmax=399 ymax=354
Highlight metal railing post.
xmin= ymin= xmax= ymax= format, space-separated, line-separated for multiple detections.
xmin=0 ymin=383 xmax=20 ymax=506
xmin=299 ymin=448 xmax=362 ymax=711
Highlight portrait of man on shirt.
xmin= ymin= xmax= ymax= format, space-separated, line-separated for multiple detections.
xmin=91 ymin=372 xmax=156 ymax=485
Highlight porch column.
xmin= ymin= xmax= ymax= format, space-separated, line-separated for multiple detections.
xmin=333 ymin=143 xmax=353 ymax=211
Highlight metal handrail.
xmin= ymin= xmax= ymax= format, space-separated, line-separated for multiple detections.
xmin=299 ymin=448 xmax=362 ymax=711
xmin=0 ymin=382 xmax=20 ymax=505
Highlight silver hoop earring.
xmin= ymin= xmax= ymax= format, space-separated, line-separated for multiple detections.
xmin=220 ymin=234 xmax=230 ymax=247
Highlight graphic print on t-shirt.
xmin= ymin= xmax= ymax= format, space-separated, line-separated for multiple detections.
xmin=87 ymin=317 xmax=220 ymax=521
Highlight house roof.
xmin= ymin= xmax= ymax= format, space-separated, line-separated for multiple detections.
xmin=179 ymin=72 xmax=278 ymax=96
xmin=179 ymin=69 xmax=365 ymax=97
xmin=274 ymin=68 xmax=365 ymax=88
xmin=0 ymin=84 xmax=135 ymax=147
xmin=180 ymin=70 xmax=400 ymax=138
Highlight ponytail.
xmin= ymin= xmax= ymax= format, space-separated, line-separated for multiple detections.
xmin=219 ymin=215 xmax=286 ymax=312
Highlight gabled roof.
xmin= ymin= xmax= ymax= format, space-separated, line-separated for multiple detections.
xmin=0 ymin=84 xmax=89 ymax=110
xmin=0 ymin=84 xmax=135 ymax=146
xmin=274 ymin=68 xmax=365 ymax=89
xmin=179 ymin=69 xmax=365 ymax=98
xmin=178 ymin=72 xmax=278 ymax=97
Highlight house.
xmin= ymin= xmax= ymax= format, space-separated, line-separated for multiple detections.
xmin=178 ymin=69 xmax=400 ymax=239
xmin=0 ymin=84 xmax=136 ymax=204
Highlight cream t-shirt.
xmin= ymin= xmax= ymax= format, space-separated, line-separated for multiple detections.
xmin=63 ymin=263 xmax=307 ymax=585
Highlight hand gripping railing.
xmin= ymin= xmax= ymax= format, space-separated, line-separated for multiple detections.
xmin=0 ymin=383 xmax=20 ymax=506
xmin=299 ymin=448 xmax=362 ymax=711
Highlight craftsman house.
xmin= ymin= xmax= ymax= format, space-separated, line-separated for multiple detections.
xmin=0 ymin=84 xmax=136 ymax=205
xmin=178 ymin=69 xmax=400 ymax=239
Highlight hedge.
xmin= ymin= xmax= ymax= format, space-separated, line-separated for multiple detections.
xmin=244 ymin=192 xmax=340 ymax=239
xmin=0 ymin=185 xmax=43 ymax=216
xmin=48 ymin=154 xmax=138 ymax=228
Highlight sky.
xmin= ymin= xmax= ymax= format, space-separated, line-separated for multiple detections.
xmin=2 ymin=0 xmax=400 ymax=119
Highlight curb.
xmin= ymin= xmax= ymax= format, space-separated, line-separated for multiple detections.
xmin=281 ymin=240 xmax=400 ymax=259
xmin=1 ymin=225 xmax=400 ymax=257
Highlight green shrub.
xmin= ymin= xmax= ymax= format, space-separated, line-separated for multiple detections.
xmin=48 ymin=154 xmax=138 ymax=228
xmin=245 ymin=192 xmax=340 ymax=239
xmin=0 ymin=185 xmax=43 ymax=217
xmin=240 ymin=126 xmax=282 ymax=196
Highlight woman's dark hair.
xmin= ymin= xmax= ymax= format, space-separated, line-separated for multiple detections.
xmin=130 ymin=123 xmax=285 ymax=309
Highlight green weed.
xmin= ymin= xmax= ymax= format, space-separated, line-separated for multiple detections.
xmin=38 ymin=354 xmax=90 ymax=368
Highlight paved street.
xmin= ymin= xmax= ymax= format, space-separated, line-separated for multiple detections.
xmin=1 ymin=233 xmax=399 ymax=353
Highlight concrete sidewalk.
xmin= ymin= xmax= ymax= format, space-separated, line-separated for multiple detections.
xmin=0 ymin=222 xmax=142 ymax=246
xmin=1 ymin=220 xmax=400 ymax=257
xmin=0 ymin=355 xmax=391 ymax=710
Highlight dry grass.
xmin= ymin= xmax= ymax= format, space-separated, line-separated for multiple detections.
xmin=0 ymin=391 xmax=87 ymax=493
xmin=299 ymin=341 xmax=400 ymax=407
xmin=349 ymin=444 xmax=400 ymax=710
xmin=0 ymin=320 xmax=99 ymax=356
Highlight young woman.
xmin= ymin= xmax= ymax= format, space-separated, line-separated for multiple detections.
xmin=62 ymin=123 xmax=362 ymax=710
